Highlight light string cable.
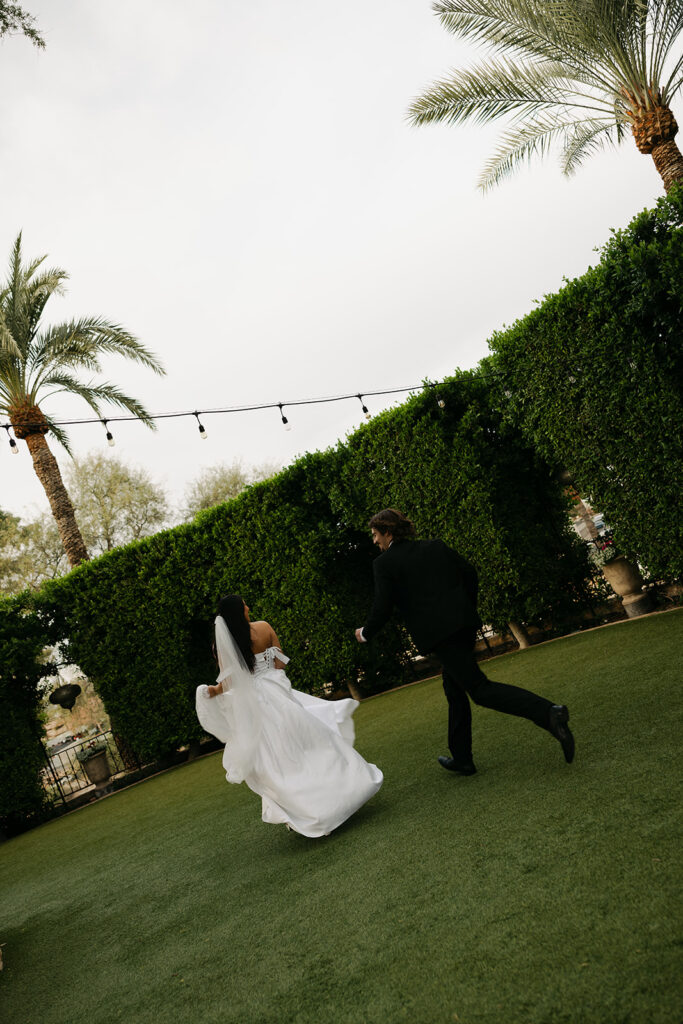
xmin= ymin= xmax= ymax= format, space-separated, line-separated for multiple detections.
xmin=0 ymin=371 xmax=507 ymax=444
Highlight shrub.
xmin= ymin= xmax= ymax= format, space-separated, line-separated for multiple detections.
xmin=0 ymin=594 xmax=56 ymax=836
xmin=488 ymin=186 xmax=683 ymax=580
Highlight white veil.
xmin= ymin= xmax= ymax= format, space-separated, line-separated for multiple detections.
xmin=195 ymin=615 xmax=262 ymax=783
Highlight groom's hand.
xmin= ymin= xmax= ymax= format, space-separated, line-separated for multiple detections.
xmin=355 ymin=628 xmax=366 ymax=643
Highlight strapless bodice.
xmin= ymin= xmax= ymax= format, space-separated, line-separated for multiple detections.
xmin=253 ymin=646 xmax=290 ymax=674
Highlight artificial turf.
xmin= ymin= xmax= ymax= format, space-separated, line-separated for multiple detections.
xmin=1 ymin=609 xmax=681 ymax=1024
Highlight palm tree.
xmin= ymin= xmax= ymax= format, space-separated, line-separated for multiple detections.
xmin=407 ymin=1 xmax=683 ymax=192
xmin=0 ymin=233 xmax=165 ymax=567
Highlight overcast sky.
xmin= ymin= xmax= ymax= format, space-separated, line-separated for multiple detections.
xmin=0 ymin=0 xmax=668 ymax=520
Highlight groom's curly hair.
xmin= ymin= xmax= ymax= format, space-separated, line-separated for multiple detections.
xmin=368 ymin=509 xmax=416 ymax=540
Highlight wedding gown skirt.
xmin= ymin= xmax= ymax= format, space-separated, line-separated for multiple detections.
xmin=196 ymin=648 xmax=383 ymax=837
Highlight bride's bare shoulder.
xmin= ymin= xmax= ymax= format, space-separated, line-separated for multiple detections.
xmin=249 ymin=620 xmax=270 ymax=647
xmin=250 ymin=620 xmax=280 ymax=645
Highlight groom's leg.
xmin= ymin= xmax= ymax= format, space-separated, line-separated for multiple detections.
xmin=441 ymin=668 xmax=473 ymax=764
xmin=434 ymin=631 xmax=553 ymax=729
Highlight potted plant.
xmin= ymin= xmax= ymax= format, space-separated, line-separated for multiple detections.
xmin=76 ymin=739 xmax=112 ymax=786
xmin=591 ymin=531 xmax=652 ymax=618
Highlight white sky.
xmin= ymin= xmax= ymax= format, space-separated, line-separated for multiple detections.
xmin=0 ymin=0 xmax=667 ymax=520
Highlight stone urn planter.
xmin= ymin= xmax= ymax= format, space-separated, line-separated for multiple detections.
xmin=77 ymin=743 xmax=113 ymax=796
xmin=81 ymin=750 xmax=111 ymax=786
xmin=602 ymin=555 xmax=653 ymax=618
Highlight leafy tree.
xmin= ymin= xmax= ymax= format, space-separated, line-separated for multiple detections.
xmin=408 ymin=1 xmax=683 ymax=192
xmin=0 ymin=455 xmax=170 ymax=593
xmin=0 ymin=509 xmax=34 ymax=594
xmin=66 ymin=453 xmax=169 ymax=555
xmin=0 ymin=233 xmax=165 ymax=566
xmin=0 ymin=2 xmax=44 ymax=49
xmin=0 ymin=509 xmax=64 ymax=594
xmin=181 ymin=459 xmax=280 ymax=520
xmin=10 ymin=514 xmax=67 ymax=589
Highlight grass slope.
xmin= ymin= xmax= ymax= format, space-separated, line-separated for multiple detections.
xmin=1 ymin=611 xmax=682 ymax=1024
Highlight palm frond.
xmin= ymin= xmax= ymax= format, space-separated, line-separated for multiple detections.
xmin=31 ymin=317 xmax=165 ymax=377
xmin=433 ymin=1 xmax=638 ymax=84
xmin=29 ymin=372 xmax=104 ymax=416
xmin=41 ymin=416 xmax=74 ymax=456
xmin=28 ymin=324 xmax=104 ymax=381
xmin=646 ymin=0 xmax=683 ymax=84
xmin=38 ymin=375 xmax=158 ymax=429
xmin=433 ymin=1 xmax=581 ymax=64
xmin=561 ymin=118 xmax=622 ymax=175
xmin=24 ymin=268 xmax=68 ymax=342
xmin=0 ymin=310 xmax=20 ymax=357
xmin=478 ymin=112 xmax=614 ymax=190
xmin=408 ymin=57 xmax=610 ymax=127
xmin=661 ymin=48 xmax=683 ymax=100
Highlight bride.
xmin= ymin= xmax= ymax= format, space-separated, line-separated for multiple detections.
xmin=196 ymin=594 xmax=383 ymax=838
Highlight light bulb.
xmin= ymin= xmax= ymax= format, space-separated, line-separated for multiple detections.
xmin=194 ymin=412 xmax=207 ymax=439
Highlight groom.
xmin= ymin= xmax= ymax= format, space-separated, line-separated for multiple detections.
xmin=355 ymin=509 xmax=574 ymax=774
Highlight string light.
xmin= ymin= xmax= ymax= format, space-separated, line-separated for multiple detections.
xmin=357 ymin=394 xmax=371 ymax=420
xmin=194 ymin=412 xmax=208 ymax=439
xmin=3 ymin=425 xmax=18 ymax=454
xmin=427 ymin=382 xmax=446 ymax=409
xmin=102 ymin=419 xmax=115 ymax=447
xmin=0 ymin=371 xmax=509 ymax=440
xmin=278 ymin=404 xmax=291 ymax=431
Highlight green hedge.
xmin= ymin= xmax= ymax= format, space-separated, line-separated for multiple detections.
xmin=487 ymin=186 xmax=683 ymax=580
xmin=31 ymin=372 xmax=590 ymax=763
xmin=0 ymin=594 xmax=56 ymax=836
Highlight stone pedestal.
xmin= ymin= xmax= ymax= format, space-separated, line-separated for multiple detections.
xmin=602 ymin=556 xmax=653 ymax=617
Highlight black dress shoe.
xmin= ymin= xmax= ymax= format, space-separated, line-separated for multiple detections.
xmin=438 ymin=756 xmax=477 ymax=775
xmin=547 ymin=705 xmax=575 ymax=763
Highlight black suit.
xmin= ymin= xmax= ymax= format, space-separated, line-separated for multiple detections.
xmin=362 ymin=538 xmax=553 ymax=765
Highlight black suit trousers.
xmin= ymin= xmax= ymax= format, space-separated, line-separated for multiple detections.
xmin=432 ymin=629 xmax=554 ymax=764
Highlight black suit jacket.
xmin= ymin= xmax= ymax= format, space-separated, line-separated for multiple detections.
xmin=362 ymin=538 xmax=481 ymax=655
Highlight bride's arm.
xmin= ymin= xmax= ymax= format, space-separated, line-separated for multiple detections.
xmin=206 ymin=666 xmax=233 ymax=698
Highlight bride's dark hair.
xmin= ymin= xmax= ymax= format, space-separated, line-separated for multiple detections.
xmin=216 ymin=594 xmax=256 ymax=673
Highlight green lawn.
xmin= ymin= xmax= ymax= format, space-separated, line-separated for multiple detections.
xmin=2 ymin=610 xmax=682 ymax=1024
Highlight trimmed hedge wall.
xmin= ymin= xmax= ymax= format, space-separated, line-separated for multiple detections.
xmin=32 ymin=372 xmax=590 ymax=763
xmin=0 ymin=595 xmax=55 ymax=836
xmin=487 ymin=186 xmax=683 ymax=580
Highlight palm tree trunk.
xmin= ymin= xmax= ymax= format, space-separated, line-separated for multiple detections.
xmin=629 ymin=103 xmax=683 ymax=192
xmin=651 ymin=138 xmax=683 ymax=193
xmin=24 ymin=433 xmax=89 ymax=566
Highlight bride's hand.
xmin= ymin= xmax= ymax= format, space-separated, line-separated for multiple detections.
xmin=207 ymin=682 xmax=224 ymax=698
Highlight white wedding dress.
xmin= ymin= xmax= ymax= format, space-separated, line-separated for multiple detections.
xmin=196 ymin=622 xmax=383 ymax=838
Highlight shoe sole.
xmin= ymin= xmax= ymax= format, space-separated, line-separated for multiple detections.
xmin=438 ymin=760 xmax=477 ymax=776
